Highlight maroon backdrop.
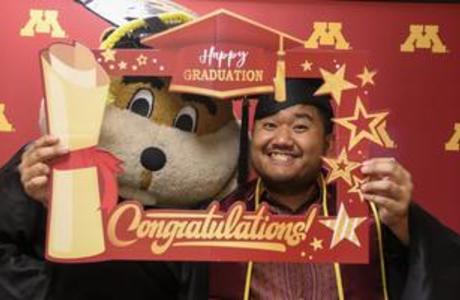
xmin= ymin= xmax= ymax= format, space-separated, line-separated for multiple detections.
xmin=0 ymin=0 xmax=459 ymax=233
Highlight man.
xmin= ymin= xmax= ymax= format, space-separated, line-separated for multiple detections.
xmin=208 ymin=78 xmax=460 ymax=300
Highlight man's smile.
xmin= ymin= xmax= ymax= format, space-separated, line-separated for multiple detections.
xmin=266 ymin=150 xmax=300 ymax=164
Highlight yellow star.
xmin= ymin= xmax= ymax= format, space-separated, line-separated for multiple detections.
xmin=315 ymin=64 xmax=357 ymax=106
xmin=137 ymin=54 xmax=148 ymax=66
xmin=101 ymin=48 xmax=116 ymax=62
xmin=118 ymin=61 xmax=127 ymax=70
xmin=356 ymin=67 xmax=377 ymax=87
xmin=377 ymin=121 xmax=396 ymax=148
xmin=348 ymin=176 xmax=369 ymax=202
xmin=319 ymin=203 xmax=367 ymax=249
xmin=333 ymin=97 xmax=389 ymax=150
xmin=301 ymin=60 xmax=313 ymax=72
xmin=310 ymin=237 xmax=323 ymax=251
xmin=322 ymin=148 xmax=361 ymax=186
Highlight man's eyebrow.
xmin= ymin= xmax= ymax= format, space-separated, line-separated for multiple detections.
xmin=294 ymin=113 xmax=313 ymax=121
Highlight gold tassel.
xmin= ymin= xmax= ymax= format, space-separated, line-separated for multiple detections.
xmin=273 ymin=36 xmax=286 ymax=102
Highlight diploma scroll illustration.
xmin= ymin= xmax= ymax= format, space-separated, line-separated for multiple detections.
xmin=41 ymin=43 xmax=110 ymax=260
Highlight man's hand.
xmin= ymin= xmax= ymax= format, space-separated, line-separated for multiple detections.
xmin=18 ymin=135 xmax=69 ymax=206
xmin=360 ymin=158 xmax=413 ymax=245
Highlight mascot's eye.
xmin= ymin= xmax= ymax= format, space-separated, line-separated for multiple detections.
xmin=174 ymin=106 xmax=198 ymax=133
xmin=128 ymin=89 xmax=154 ymax=118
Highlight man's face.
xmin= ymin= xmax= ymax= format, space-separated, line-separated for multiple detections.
xmin=250 ymin=104 xmax=331 ymax=188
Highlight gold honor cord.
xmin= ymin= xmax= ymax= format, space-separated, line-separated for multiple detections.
xmin=369 ymin=201 xmax=389 ymax=300
xmin=319 ymin=175 xmax=345 ymax=300
xmin=243 ymin=179 xmax=262 ymax=300
xmin=321 ymin=174 xmax=389 ymax=300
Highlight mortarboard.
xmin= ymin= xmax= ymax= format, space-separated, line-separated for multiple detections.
xmin=255 ymin=78 xmax=334 ymax=134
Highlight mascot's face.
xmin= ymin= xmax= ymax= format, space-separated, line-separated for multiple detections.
xmin=99 ymin=76 xmax=239 ymax=207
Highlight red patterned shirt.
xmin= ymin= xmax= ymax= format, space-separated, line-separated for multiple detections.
xmin=250 ymin=191 xmax=338 ymax=300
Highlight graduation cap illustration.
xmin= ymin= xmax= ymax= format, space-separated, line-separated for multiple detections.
xmin=141 ymin=9 xmax=305 ymax=101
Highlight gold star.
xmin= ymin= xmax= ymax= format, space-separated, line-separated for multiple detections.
xmin=348 ymin=176 xmax=369 ymax=202
xmin=118 ymin=61 xmax=127 ymax=70
xmin=136 ymin=54 xmax=148 ymax=66
xmin=356 ymin=67 xmax=377 ymax=87
xmin=377 ymin=121 xmax=396 ymax=148
xmin=322 ymin=148 xmax=361 ymax=186
xmin=319 ymin=203 xmax=367 ymax=249
xmin=301 ymin=60 xmax=313 ymax=71
xmin=101 ymin=48 xmax=116 ymax=62
xmin=333 ymin=97 xmax=389 ymax=150
xmin=315 ymin=64 xmax=357 ymax=106
xmin=310 ymin=237 xmax=323 ymax=251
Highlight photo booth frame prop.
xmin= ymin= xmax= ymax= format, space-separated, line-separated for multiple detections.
xmin=43 ymin=9 xmax=391 ymax=264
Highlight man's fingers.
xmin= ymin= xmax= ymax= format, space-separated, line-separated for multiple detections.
xmin=363 ymin=193 xmax=399 ymax=211
xmin=361 ymin=157 xmax=408 ymax=183
xmin=361 ymin=180 xmax=402 ymax=200
xmin=22 ymin=135 xmax=63 ymax=166
xmin=27 ymin=135 xmax=59 ymax=152
xmin=22 ymin=143 xmax=68 ymax=167
xmin=21 ymin=162 xmax=50 ymax=184
xmin=24 ymin=176 xmax=48 ymax=195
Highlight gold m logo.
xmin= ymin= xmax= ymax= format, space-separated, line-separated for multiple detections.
xmin=20 ymin=9 xmax=66 ymax=38
xmin=445 ymin=123 xmax=460 ymax=151
xmin=0 ymin=103 xmax=14 ymax=132
xmin=401 ymin=25 xmax=447 ymax=53
xmin=305 ymin=22 xmax=351 ymax=50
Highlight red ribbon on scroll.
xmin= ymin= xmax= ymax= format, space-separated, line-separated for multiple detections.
xmin=51 ymin=147 xmax=123 ymax=213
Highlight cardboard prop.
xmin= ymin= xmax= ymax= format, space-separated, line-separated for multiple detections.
xmin=41 ymin=9 xmax=392 ymax=264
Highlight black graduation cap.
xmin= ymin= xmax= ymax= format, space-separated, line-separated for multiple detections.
xmin=255 ymin=78 xmax=334 ymax=134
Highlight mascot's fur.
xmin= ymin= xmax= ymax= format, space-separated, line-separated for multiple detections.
xmin=101 ymin=77 xmax=239 ymax=207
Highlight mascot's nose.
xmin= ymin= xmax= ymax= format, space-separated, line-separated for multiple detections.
xmin=140 ymin=147 xmax=167 ymax=171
